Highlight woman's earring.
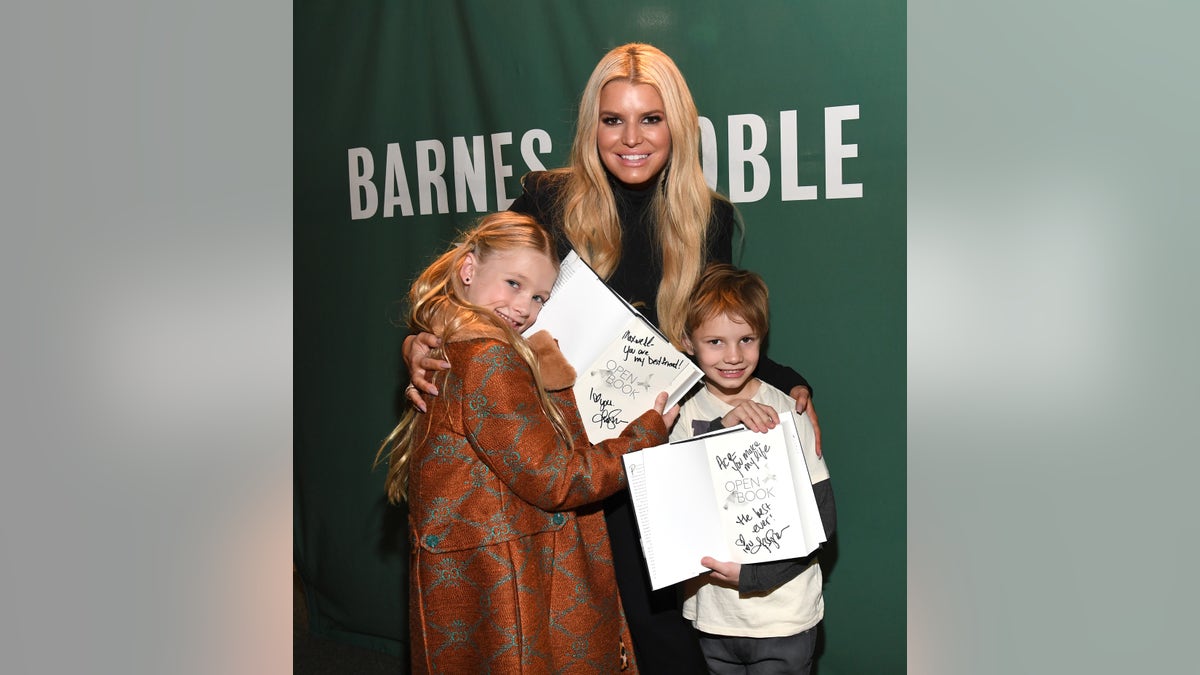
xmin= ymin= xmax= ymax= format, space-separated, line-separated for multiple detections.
xmin=464 ymin=277 xmax=471 ymax=283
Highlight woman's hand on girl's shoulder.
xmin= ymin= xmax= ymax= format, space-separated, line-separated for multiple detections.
xmin=403 ymin=332 xmax=450 ymax=413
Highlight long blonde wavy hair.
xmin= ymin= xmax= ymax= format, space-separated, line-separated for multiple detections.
xmin=551 ymin=42 xmax=717 ymax=347
xmin=375 ymin=212 xmax=572 ymax=503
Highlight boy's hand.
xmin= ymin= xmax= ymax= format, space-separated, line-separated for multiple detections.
xmin=789 ymin=386 xmax=823 ymax=458
xmin=700 ymin=556 xmax=741 ymax=586
xmin=721 ymin=400 xmax=779 ymax=433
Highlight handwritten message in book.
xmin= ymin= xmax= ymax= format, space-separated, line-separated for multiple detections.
xmin=622 ymin=412 xmax=828 ymax=590
xmin=522 ymin=251 xmax=703 ymax=443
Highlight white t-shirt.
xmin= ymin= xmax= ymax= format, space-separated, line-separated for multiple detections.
xmin=671 ymin=379 xmax=825 ymax=638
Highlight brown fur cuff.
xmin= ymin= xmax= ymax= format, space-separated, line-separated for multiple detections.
xmin=527 ymin=330 xmax=576 ymax=391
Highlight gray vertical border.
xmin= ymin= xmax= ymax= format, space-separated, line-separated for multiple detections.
xmin=0 ymin=2 xmax=292 ymax=673
xmin=910 ymin=1 xmax=1200 ymax=673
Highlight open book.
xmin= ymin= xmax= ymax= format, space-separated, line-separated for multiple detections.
xmin=621 ymin=411 xmax=828 ymax=590
xmin=523 ymin=251 xmax=703 ymax=443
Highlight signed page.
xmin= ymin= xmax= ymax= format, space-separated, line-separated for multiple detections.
xmin=623 ymin=413 xmax=827 ymax=590
xmin=574 ymin=315 xmax=701 ymax=441
xmin=524 ymin=251 xmax=702 ymax=442
xmin=704 ymin=412 xmax=826 ymax=564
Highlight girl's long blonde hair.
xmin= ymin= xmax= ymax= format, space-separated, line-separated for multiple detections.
xmin=553 ymin=42 xmax=716 ymax=347
xmin=375 ymin=212 xmax=572 ymax=503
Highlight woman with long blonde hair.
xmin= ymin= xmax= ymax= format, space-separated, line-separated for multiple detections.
xmin=379 ymin=211 xmax=676 ymax=674
xmin=403 ymin=44 xmax=820 ymax=672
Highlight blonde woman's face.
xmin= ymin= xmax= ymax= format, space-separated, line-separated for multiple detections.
xmin=459 ymin=248 xmax=557 ymax=332
xmin=596 ymin=81 xmax=672 ymax=189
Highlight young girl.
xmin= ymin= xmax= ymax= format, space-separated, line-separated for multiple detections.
xmin=376 ymin=212 xmax=675 ymax=675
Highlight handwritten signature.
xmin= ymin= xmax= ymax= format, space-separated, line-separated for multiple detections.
xmin=589 ymin=388 xmax=627 ymax=429
xmin=592 ymin=406 xmax=627 ymax=429
xmin=734 ymin=525 xmax=792 ymax=554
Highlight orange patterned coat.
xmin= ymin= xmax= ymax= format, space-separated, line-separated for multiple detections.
xmin=407 ymin=326 xmax=666 ymax=674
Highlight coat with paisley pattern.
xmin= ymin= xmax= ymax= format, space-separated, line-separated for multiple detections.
xmin=406 ymin=326 xmax=667 ymax=674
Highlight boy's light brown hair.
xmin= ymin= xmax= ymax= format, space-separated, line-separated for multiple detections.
xmin=682 ymin=263 xmax=770 ymax=342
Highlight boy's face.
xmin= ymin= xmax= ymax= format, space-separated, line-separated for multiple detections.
xmin=683 ymin=312 xmax=761 ymax=401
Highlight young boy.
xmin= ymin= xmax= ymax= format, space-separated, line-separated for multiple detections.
xmin=670 ymin=263 xmax=837 ymax=675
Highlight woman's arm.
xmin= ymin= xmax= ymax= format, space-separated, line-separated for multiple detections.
xmin=402 ymin=332 xmax=449 ymax=412
xmin=756 ymin=356 xmax=812 ymax=397
xmin=507 ymin=173 xmax=540 ymax=218
xmin=757 ymin=357 xmax=821 ymax=458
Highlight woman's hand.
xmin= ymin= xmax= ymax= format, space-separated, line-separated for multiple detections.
xmin=403 ymin=332 xmax=450 ymax=413
xmin=700 ymin=556 xmax=741 ymax=586
xmin=652 ymin=391 xmax=680 ymax=430
xmin=720 ymin=400 xmax=779 ymax=433
xmin=789 ymin=386 xmax=822 ymax=457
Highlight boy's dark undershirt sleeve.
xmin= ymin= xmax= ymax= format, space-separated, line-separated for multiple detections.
xmin=738 ymin=558 xmax=813 ymax=594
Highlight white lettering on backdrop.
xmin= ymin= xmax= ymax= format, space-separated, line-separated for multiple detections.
xmin=346 ymin=105 xmax=863 ymax=220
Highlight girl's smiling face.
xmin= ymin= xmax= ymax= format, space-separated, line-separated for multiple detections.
xmin=460 ymin=248 xmax=557 ymax=331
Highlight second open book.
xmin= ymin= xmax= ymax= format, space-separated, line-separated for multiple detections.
xmin=522 ymin=251 xmax=703 ymax=443
xmin=622 ymin=411 xmax=830 ymax=590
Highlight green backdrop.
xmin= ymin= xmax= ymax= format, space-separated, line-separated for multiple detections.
xmin=295 ymin=1 xmax=905 ymax=672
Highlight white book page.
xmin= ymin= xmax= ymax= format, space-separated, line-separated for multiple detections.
xmin=574 ymin=315 xmax=702 ymax=442
xmin=522 ymin=252 xmax=628 ymax=367
xmin=638 ymin=442 xmax=723 ymax=590
xmin=525 ymin=252 xmax=702 ymax=443
xmin=702 ymin=424 xmax=813 ymax=563
xmin=622 ymin=452 xmax=656 ymax=580
xmin=778 ymin=412 xmax=829 ymax=552
xmin=783 ymin=410 xmax=829 ymax=483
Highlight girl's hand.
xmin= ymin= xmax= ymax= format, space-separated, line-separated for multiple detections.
xmin=700 ymin=556 xmax=741 ymax=586
xmin=789 ymin=385 xmax=822 ymax=458
xmin=403 ymin=332 xmax=450 ymax=413
xmin=721 ymin=400 xmax=779 ymax=433
xmin=652 ymin=391 xmax=680 ymax=430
